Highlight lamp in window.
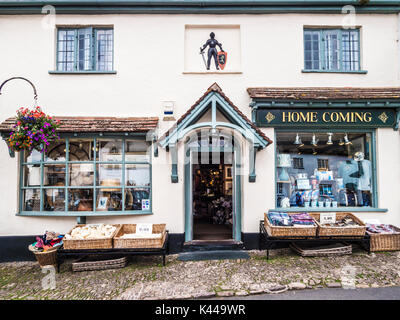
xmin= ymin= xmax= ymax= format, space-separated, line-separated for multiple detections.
xmin=339 ymin=138 xmax=344 ymax=146
xmin=344 ymin=134 xmax=352 ymax=145
xmin=277 ymin=154 xmax=291 ymax=182
xmin=311 ymin=134 xmax=319 ymax=146
xmin=293 ymin=133 xmax=304 ymax=147
xmin=326 ymin=133 xmax=333 ymax=145
xmin=312 ymin=149 xmax=317 ymax=155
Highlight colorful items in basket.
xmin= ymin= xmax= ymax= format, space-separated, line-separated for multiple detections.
xmin=29 ymin=231 xmax=64 ymax=252
xmin=366 ymin=224 xmax=399 ymax=234
xmin=321 ymin=215 xmax=360 ymax=228
xmin=267 ymin=212 xmax=315 ymax=227
xmin=64 ymin=224 xmax=117 ymax=240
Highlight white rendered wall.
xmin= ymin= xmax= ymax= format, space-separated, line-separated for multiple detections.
xmin=0 ymin=13 xmax=399 ymax=236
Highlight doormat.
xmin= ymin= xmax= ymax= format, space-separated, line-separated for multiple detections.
xmin=178 ymin=250 xmax=250 ymax=262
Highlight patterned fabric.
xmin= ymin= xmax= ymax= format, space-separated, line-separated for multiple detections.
xmin=268 ymin=211 xmax=291 ymax=226
xmin=290 ymin=213 xmax=315 ymax=226
xmin=366 ymin=224 xmax=399 ymax=234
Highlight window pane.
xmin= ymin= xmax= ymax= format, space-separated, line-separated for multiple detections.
xmin=304 ymin=31 xmax=320 ymax=70
xmin=97 ymin=139 xmax=122 ymax=162
xmin=23 ymin=165 xmax=41 ymax=187
xmin=275 ymin=132 xmax=373 ymax=208
xmin=45 ymin=139 xmax=66 ymax=162
xmin=22 ymin=189 xmax=41 ymax=211
xmin=68 ymin=188 xmax=94 ymax=211
xmin=24 ymin=149 xmax=41 ymax=163
xmin=68 ymin=139 xmax=95 ymax=161
xmin=125 ymin=164 xmax=150 ymax=186
xmin=97 ymin=164 xmax=122 ymax=187
xmin=69 ymin=163 xmax=94 ymax=186
xmin=125 ymin=188 xmax=150 ymax=211
xmin=125 ymin=139 xmax=150 ymax=162
xmin=57 ymin=29 xmax=75 ymax=72
xmin=96 ymin=189 xmax=122 ymax=211
xmin=77 ymin=28 xmax=92 ymax=71
xmin=341 ymin=30 xmax=360 ymax=71
xmin=96 ymin=29 xmax=114 ymax=71
xmin=324 ymin=31 xmax=339 ymax=70
xmin=44 ymin=189 xmax=66 ymax=212
xmin=44 ymin=164 xmax=66 ymax=186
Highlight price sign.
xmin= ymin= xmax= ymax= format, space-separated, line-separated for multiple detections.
xmin=320 ymin=212 xmax=336 ymax=225
xmin=136 ymin=223 xmax=153 ymax=235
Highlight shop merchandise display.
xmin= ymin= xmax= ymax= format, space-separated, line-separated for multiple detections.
xmin=267 ymin=211 xmax=315 ymax=227
xmin=319 ymin=215 xmax=360 ymax=228
xmin=64 ymin=224 xmax=117 ymax=240
xmin=212 ymin=197 xmax=233 ymax=225
xmin=276 ymin=131 xmax=374 ymax=209
xmin=366 ymin=224 xmax=400 ymax=234
xmin=29 ymin=231 xmax=64 ymax=252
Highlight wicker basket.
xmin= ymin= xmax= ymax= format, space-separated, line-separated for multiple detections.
xmin=290 ymin=242 xmax=352 ymax=257
xmin=264 ymin=213 xmax=317 ymax=237
xmin=29 ymin=245 xmax=58 ymax=267
xmin=367 ymin=225 xmax=400 ymax=252
xmin=113 ymin=224 xmax=167 ymax=249
xmin=310 ymin=212 xmax=366 ymax=237
xmin=72 ymin=256 xmax=127 ymax=272
xmin=63 ymin=224 xmax=121 ymax=250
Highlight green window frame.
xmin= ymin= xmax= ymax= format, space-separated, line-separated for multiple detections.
xmin=56 ymin=27 xmax=114 ymax=72
xmin=303 ymin=28 xmax=364 ymax=73
xmin=18 ymin=134 xmax=152 ymax=216
xmin=273 ymin=128 xmax=386 ymax=213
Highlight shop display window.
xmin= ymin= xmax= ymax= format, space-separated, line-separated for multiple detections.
xmin=20 ymin=136 xmax=152 ymax=214
xmin=276 ymin=131 xmax=375 ymax=209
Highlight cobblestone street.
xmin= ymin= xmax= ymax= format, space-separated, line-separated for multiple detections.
xmin=1 ymin=248 xmax=400 ymax=300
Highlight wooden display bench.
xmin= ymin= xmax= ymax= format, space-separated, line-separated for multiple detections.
xmin=259 ymin=221 xmax=370 ymax=259
xmin=56 ymin=231 xmax=169 ymax=272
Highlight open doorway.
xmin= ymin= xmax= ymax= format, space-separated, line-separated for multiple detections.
xmin=192 ymin=151 xmax=233 ymax=240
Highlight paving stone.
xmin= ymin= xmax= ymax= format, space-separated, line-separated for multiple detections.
xmin=289 ymin=282 xmax=307 ymax=290
xmin=326 ymin=282 xmax=342 ymax=288
xmin=268 ymin=285 xmax=287 ymax=292
xmin=217 ymin=291 xmax=235 ymax=297
xmin=235 ymin=290 xmax=249 ymax=296
xmin=356 ymin=284 xmax=370 ymax=289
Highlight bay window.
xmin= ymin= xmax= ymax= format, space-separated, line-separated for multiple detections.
xmin=275 ymin=131 xmax=376 ymax=210
xmin=20 ymin=136 xmax=152 ymax=215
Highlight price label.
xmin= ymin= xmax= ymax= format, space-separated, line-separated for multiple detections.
xmin=136 ymin=223 xmax=152 ymax=235
xmin=320 ymin=212 xmax=336 ymax=224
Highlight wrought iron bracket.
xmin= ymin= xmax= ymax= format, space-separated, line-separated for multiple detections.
xmin=0 ymin=77 xmax=38 ymax=105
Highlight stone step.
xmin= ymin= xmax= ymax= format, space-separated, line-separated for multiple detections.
xmin=177 ymin=250 xmax=250 ymax=262
xmin=182 ymin=240 xmax=244 ymax=252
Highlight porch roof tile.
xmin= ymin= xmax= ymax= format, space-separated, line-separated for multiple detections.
xmin=0 ymin=116 xmax=159 ymax=133
xmin=247 ymin=87 xmax=400 ymax=100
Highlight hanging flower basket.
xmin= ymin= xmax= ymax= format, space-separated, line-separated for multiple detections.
xmin=7 ymin=106 xmax=60 ymax=154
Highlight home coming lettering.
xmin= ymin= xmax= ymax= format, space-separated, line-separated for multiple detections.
xmin=282 ymin=111 xmax=372 ymax=123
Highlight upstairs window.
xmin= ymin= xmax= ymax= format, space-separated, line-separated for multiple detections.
xmin=304 ymin=29 xmax=360 ymax=72
xmin=57 ymin=27 xmax=114 ymax=72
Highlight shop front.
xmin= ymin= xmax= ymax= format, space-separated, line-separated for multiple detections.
xmin=248 ymin=87 xmax=400 ymax=221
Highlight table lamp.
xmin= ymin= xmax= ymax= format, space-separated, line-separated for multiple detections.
xmin=277 ymin=154 xmax=291 ymax=181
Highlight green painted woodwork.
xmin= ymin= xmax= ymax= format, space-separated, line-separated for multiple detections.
xmin=273 ymin=128 xmax=382 ymax=211
xmin=184 ymin=134 xmax=242 ymax=242
xmin=256 ymin=108 xmax=397 ymax=128
xmin=17 ymin=134 xmax=153 ymax=217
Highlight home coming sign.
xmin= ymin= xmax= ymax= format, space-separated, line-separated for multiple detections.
xmin=255 ymin=109 xmax=397 ymax=128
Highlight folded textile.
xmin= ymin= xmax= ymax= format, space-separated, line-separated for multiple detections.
xmin=31 ymin=231 xmax=64 ymax=252
xmin=289 ymin=213 xmax=315 ymax=226
xmin=366 ymin=224 xmax=399 ymax=234
xmin=268 ymin=211 xmax=291 ymax=226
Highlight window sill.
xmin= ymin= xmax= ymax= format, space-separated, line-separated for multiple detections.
xmin=17 ymin=211 xmax=153 ymax=217
xmin=272 ymin=207 xmax=387 ymax=213
xmin=301 ymin=69 xmax=368 ymax=74
xmin=48 ymin=71 xmax=117 ymax=75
